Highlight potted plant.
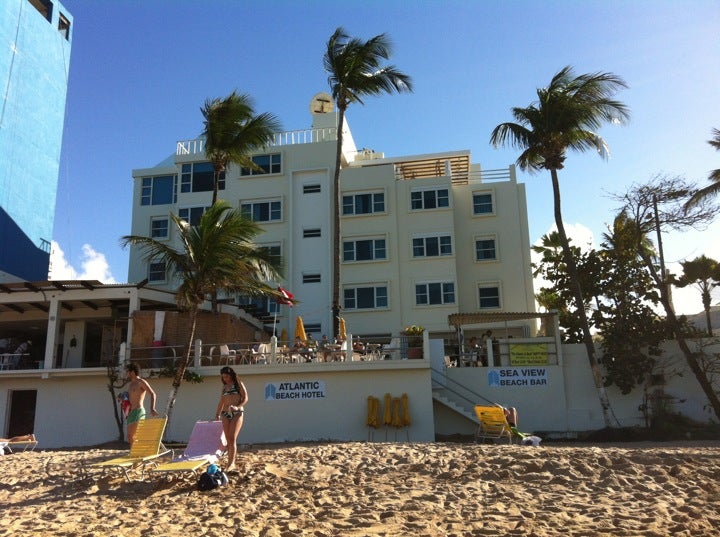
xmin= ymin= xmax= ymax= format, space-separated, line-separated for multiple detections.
xmin=402 ymin=325 xmax=424 ymax=359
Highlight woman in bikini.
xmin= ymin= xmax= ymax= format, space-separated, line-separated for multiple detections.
xmin=214 ymin=366 xmax=248 ymax=472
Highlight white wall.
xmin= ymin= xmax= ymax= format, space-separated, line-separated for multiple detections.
xmin=3 ymin=339 xmax=715 ymax=448
xmin=0 ymin=361 xmax=435 ymax=448
xmin=438 ymin=340 xmax=720 ymax=437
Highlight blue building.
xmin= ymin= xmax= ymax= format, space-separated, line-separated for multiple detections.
xmin=0 ymin=0 xmax=72 ymax=281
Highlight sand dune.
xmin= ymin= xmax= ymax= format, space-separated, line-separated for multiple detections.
xmin=2 ymin=441 xmax=719 ymax=536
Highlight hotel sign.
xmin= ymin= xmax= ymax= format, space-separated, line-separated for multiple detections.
xmin=265 ymin=380 xmax=326 ymax=401
xmin=509 ymin=343 xmax=549 ymax=366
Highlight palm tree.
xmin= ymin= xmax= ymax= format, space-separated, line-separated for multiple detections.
xmin=201 ymin=91 xmax=282 ymax=205
xmin=491 ymin=66 xmax=630 ymax=428
xmin=685 ymin=128 xmax=720 ymax=210
xmin=121 ymin=201 xmax=282 ymax=426
xmin=323 ymin=27 xmax=412 ymax=337
xmin=674 ymin=255 xmax=720 ymax=336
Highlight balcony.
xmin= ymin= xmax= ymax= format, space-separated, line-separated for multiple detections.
xmin=176 ymin=127 xmax=338 ymax=157
xmin=392 ymin=154 xmax=515 ymax=185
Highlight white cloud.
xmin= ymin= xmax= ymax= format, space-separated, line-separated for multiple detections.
xmin=49 ymin=241 xmax=116 ymax=284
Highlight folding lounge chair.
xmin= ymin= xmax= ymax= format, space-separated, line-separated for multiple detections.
xmin=2 ymin=435 xmax=38 ymax=453
xmin=85 ymin=417 xmax=171 ymax=481
xmin=149 ymin=420 xmax=226 ymax=478
xmin=474 ymin=405 xmax=514 ymax=444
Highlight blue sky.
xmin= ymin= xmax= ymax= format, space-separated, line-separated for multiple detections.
xmin=52 ymin=0 xmax=720 ymax=315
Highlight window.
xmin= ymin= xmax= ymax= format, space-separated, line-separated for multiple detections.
xmin=411 ymin=188 xmax=449 ymax=210
xmin=344 ymin=285 xmax=388 ymax=310
xmin=478 ymin=284 xmax=501 ymax=309
xmin=141 ymin=175 xmax=176 ymax=206
xmin=343 ymin=238 xmax=386 ymax=262
xmin=259 ymin=243 xmax=282 ymax=266
xmin=181 ymin=162 xmax=223 ymax=193
xmin=238 ymin=295 xmax=278 ymax=315
xmin=475 ymin=237 xmax=497 ymax=261
xmin=240 ymin=153 xmax=281 ymax=176
xmin=178 ymin=206 xmax=208 ymax=226
xmin=343 ymin=192 xmax=385 ymax=215
xmin=303 ymin=184 xmax=321 ymax=194
xmin=151 ymin=217 xmax=169 ymax=240
xmin=58 ymin=13 xmax=71 ymax=40
xmin=415 ymin=282 xmax=455 ymax=305
xmin=473 ymin=192 xmax=494 ymax=215
xmin=241 ymin=200 xmax=282 ymax=222
xmin=303 ymin=273 xmax=321 ymax=283
xmin=304 ymin=323 xmax=322 ymax=334
xmin=29 ymin=0 xmax=52 ymax=22
xmin=303 ymin=228 xmax=321 ymax=238
xmin=412 ymin=235 xmax=452 ymax=257
xmin=148 ymin=261 xmax=166 ymax=283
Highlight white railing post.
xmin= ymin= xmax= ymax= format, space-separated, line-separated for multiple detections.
xmin=270 ymin=335 xmax=278 ymax=364
xmin=194 ymin=339 xmax=202 ymax=368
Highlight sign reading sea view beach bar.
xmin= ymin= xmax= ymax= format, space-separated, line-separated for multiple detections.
xmin=488 ymin=368 xmax=548 ymax=387
xmin=265 ymin=380 xmax=326 ymax=401
xmin=509 ymin=343 xmax=549 ymax=365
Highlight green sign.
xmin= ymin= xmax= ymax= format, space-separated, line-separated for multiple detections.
xmin=509 ymin=343 xmax=548 ymax=365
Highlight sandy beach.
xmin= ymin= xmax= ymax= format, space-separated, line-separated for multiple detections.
xmin=2 ymin=440 xmax=719 ymax=537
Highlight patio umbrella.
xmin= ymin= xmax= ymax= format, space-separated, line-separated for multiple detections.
xmin=294 ymin=316 xmax=307 ymax=341
xmin=338 ymin=317 xmax=347 ymax=341
xmin=401 ymin=393 xmax=411 ymax=426
xmin=383 ymin=393 xmax=393 ymax=426
xmin=280 ymin=328 xmax=288 ymax=345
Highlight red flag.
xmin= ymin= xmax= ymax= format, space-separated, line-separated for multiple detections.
xmin=277 ymin=286 xmax=294 ymax=306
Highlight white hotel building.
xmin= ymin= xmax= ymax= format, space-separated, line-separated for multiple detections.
xmin=128 ymin=95 xmax=537 ymax=343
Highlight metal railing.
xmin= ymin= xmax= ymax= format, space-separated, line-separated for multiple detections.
xmin=393 ymin=164 xmax=514 ymax=184
xmin=176 ymin=127 xmax=338 ymax=156
xmin=430 ymin=364 xmax=496 ymax=409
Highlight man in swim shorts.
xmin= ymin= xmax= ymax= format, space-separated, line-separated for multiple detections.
xmin=125 ymin=362 xmax=158 ymax=445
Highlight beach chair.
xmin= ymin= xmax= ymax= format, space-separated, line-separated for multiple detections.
xmin=4 ymin=436 xmax=38 ymax=453
xmin=149 ymin=420 xmax=226 ymax=478
xmin=85 ymin=417 xmax=171 ymax=481
xmin=474 ymin=405 xmax=514 ymax=444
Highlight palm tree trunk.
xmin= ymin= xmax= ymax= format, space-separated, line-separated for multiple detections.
xmin=212 ymin=169 xmax=220 ymax=205
xmin=702 ymin=290 xmax=713 ymax=336
xmin=164 ymin=307 xmax=198 ymax=429
xmin=331 ymin=108 xmax=346 ymax=339
xmin=705 ymin=308 xmax=713 ymax=337
xmin=550 ymin=169 xmax=615 ymax=428
xmin=669 ymin=311 xmax=720 ymax=419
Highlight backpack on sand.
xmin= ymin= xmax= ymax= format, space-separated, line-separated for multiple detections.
xmin=197 ymin=465 xmax=229 ymax=491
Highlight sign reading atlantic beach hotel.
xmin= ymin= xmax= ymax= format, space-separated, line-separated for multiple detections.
xmin=265 ymin=381 xmax=327 ymax=401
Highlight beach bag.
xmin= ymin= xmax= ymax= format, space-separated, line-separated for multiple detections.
xmin=197 ymin=464 xmax=228 ymax=491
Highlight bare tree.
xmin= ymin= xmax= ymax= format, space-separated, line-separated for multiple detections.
xmin=610 ymin=174 xmax=720 ymax=420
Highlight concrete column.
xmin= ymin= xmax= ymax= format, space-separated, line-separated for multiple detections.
xmin=44 ymin=297 xmax=61 ymax=369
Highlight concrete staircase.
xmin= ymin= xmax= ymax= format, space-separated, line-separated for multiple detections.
xmin=432 ymin=387 xmax=478 ymax=424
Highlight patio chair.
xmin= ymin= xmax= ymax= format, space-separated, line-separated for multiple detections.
xmin=253 ymin=343 xmax=271 ymax=364
xmin=381 ymin=338 xmax=402 ymax=360
xmin=219 ymin=344 xmax=236 ymax=365
xmin=0 ymin=353 xmax=21 ymax=370
xmin=84 ymin=417 xmax=171 ymax=481
xmin=474 ymin=405 xmax=514 ymax=444
xmin=149 ymin=420 xmax=226 ymax=478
